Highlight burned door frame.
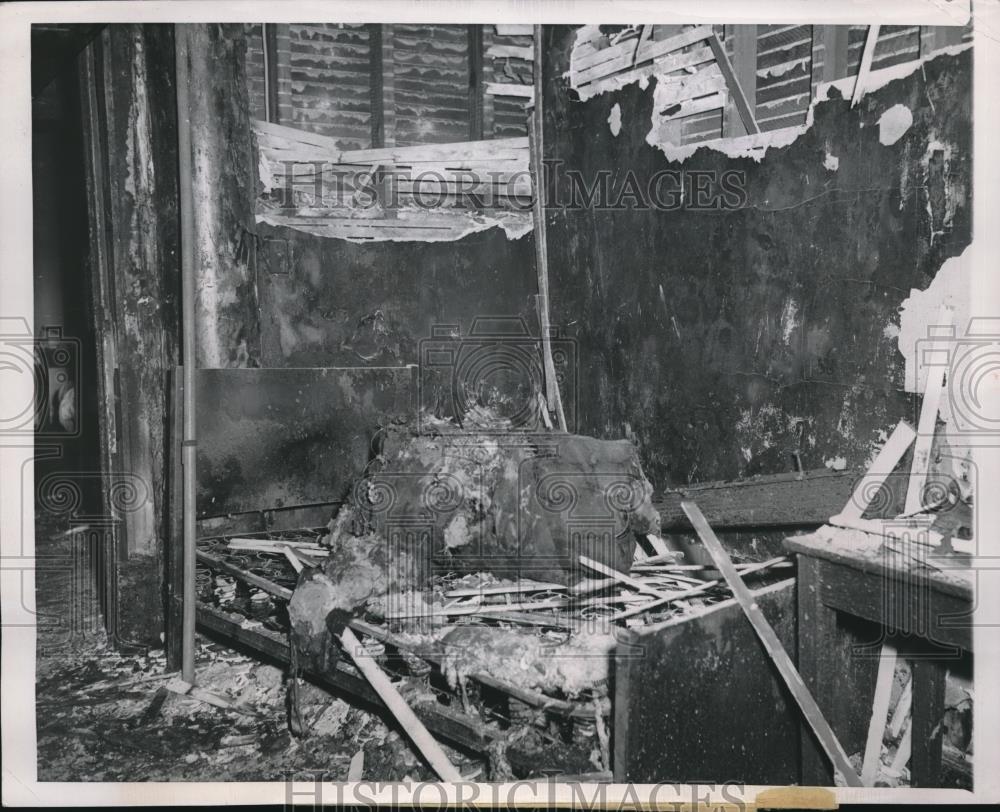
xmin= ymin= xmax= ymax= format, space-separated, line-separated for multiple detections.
xmin=78 ymin=26 xmax=180 ymax=649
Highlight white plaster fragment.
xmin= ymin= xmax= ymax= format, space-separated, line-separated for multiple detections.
xmin=823 ymin=151 xmax=840 ymax=172
xmin=878 ymin=103 xmax=914 ymax=146
xmin=780 ymin=298 xmax=799 ymax=343
xmin=896 ymin=246 xmax=972 ymax=402
xmin=608 ymin=103 xmax=622 ymax=137
xmin=644 ymin=42 xmax=970 ymax=163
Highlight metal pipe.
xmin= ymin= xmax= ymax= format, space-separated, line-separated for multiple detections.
xmin=175 ymin=24 xmax=198 ymax=684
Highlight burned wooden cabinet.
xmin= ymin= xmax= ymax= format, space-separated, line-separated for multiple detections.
xmin=613 ymin=578 xmax=801 ymax=784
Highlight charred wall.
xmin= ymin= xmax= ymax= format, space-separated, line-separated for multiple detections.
xmin=255 ymin=224 xmax=537 ymax=375
xmin=542 ymin=26 xmax=971 ymax=489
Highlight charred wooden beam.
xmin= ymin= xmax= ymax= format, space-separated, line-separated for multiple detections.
xmin=196 ymin=604 xmax=538 ymax=771
xmin=708 ymin=32 xmax=760 ymax=135
xmin=468 ymin=25 xmax=485 ymax=141
xmin=656 ymin=468 xmax=856 ymax=531
xmin=368 ymin=24 xmax=395 ymax=148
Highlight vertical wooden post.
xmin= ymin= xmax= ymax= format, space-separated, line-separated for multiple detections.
xmin=821 ymin=25 xmax=850 ymax=83
xmin=468 ymin=25 xmax=485 ymax=141
xmin=920 ymin=24 xmax=964 ymax=57
xmin=910 ymin=656 xmax=946 ymax=786
xmin=722 ymin=25 xmax=757 ymax=137
xmin=369 ymin=24 xmax=395 ymax=149
xmin=710 ymin=31 xmax=759 ymax=136
xmin=262 ymin=23 xmax=280 ymax=123
xmin=481 ymin=25 xmax=496 ymax=138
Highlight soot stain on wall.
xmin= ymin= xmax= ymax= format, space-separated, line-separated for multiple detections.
xmin=256 ymin=223 xmax=538 ymax=368
xmin=543 ymin=26 xmax=971 ymax=488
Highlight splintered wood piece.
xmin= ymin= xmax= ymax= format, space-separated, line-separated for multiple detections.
xmin=578 ymin=555 xmax=681 ymax=600
xmin=444 ymin=581 xmax=566 ymax=598
xmin=383 ymin=598 xmax=568 ymax=619
xmin=165 ymin=679 xmax=262 ymax=717
xmin=611 ymin=557 xmax=786 ymax=621
xmin=862 ymin=642 xmax=899 ymax=785
xmin=852 ymin=25 xmax=881 ymax=107
xmin=707 ymin=33 xmax=759 ymax=134
xmin=904 ymin=304 xmax=953 ymax=515
xmin=339 ymin=627 xmax=461 ymax=781
xmin=283 ymin=547 xmax=304 ymax=574
xmin=681 ymin=500 xmax=863 ymax=787
xmin=889 ymin=674 xmax=912 ymax=740
xmin=890 ymin=721 xmax=912 ymax=774
xmin=833 ymin=420 xmax=916 ymax=523
xmin=645 ymin=533 xmax=674 ymax=558
xmin=347 ymin=749 xmax=365 ymax=781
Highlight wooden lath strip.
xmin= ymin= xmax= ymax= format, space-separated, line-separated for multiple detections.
xmin=573 ymin=25 xmax=713 ymax=87
xmin=577 ymin=45 xmax=715 ymax=96
xmin=255 ymin=119 xmax=528 ymax=164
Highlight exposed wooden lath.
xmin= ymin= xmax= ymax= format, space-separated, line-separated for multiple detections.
xmin=254 ymin=119 xmax=532 ymax=242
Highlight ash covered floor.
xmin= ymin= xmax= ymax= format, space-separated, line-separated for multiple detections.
xmin=33 ymin=515 xmax=467 ymax=782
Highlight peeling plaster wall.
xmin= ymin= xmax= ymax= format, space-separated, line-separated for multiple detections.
xmin=543 ymin=26 xmax=971 ymax=488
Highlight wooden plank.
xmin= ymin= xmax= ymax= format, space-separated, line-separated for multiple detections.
xmin=283 ymin=547 xmax=304 ymax=573
xmin=904 ymin=305 xmax=953 ymax=514
xmin=655 ymin=64 xmax=727 ymax=107
xmin=657 ymin=468 xmax=857 ymax=531
xmin=708 ymin=33 xmax=760 ymax=135
xmin=910 ymin=657 xmax=946 ymax=786
xmin=468 ymin=25 xmax=485 ymax=141
xmin=195 ymin=603 xmax=530 ymax=766
xmin=340 ymin=627 xmax=462 ymax=781
xmin=851 ymin=25 xmax=881 ymax=106
xmin=724 ymin=25 xmax=757 ymax=137
xmin=833 ymin=421 xmax=916 ymax=524
xmin=612 ymin=557 xmax=786 ymax=621
xmin=496 ymin=24 xmax=532 ymax=36
xmin=578 ymin=555 xmax=681 ymax=601
xmin=889 ymin=673 xmax=912 ymax=739
xmin=861 ymin=641 xmax=898 ymax=785
xmin=255 ymin=119 xmax=527 ymax=162
xmin=484 ymin=82 xmax=533 ymax=99
xmin=487 ymin=43 xmax=533 ymax=60
xmin=810 ymin=555 xmax=972 ymax=653
xmin=575 ymin=25 xmax=712 ymax=84
xmin=656 ymin=91 xmax=726 ymax=124
xmin=262 ymin=23 xmax=280 ymax=124
xmin=681 ymin=501 xmax=863 ymax=786
xmin=368 ymin=24 xmax=395 ymax=148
